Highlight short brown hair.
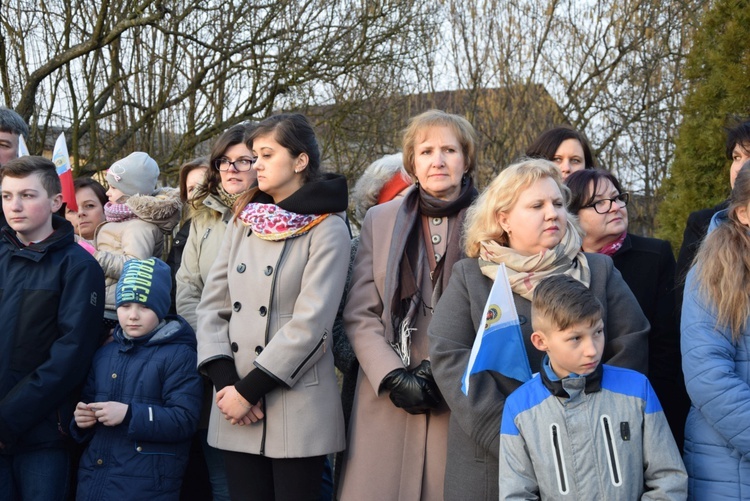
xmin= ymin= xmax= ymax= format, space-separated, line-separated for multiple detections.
xmin=402 ymin=110 xmax=477 ymax=179
xmin=177 ymin=157 xmax=209 ymax=203
xmin=531 ymin=275 xmax=602 ymax=332
xmin=0 ymin=156 xmax=61 ymax=196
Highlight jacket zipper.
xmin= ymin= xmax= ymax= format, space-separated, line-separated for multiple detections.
xmin=290 ymin=331 xmax=327 ymax=379
xmin=601 ymin=415 xmax=622 ymax=486
xmin=550 ymin=423 xmax=569 ymax=495
xmin=259 ymin=240 xmax=288 ymax=457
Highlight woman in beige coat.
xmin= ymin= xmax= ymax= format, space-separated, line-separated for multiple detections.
xmin=175 ymin=124 xmax=256 ymax=501
xmin=196 ymin=114 xmax=349 ymax=501
xmin=338 ymin=110 xmax=479 ymax=501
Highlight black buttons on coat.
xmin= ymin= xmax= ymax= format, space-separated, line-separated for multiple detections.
xmin=259 ymin=306 xmax=267 ymax=316
xmin=255 ymin=346 xmax=263 ymax=355
xmin=233 ymin=302 xmax=241 ymax=312
xmin=231 ymin=342 xmax=239 ymax=353
xmin=518 ymin=315 xmax=527 ymax=325
xmin=237 ymin=263 xmax=246 ymax=273
xmin=264 ymin=266 xmax=273 ymax=276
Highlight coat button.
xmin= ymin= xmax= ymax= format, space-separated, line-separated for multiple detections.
xmin=233 ymin=302 xmax=242 ymax=312
xmin=259 ymin=306 xmax=267 ymax=316
xmin=111 ymin=373 xmax=117 ymax=379
xmin=431 ymin=234 xmax=441 ymax=244
xmin=434 ymin=253 xmax=442 ymax=261
xmin=432 ymin=217 xmax=442 ymax=225
xmin=174 ymin=239 xmax=181 ymax=246
xmin=231 ymin=342 xmax=239 ymax=353
xmin=136 ymin=446 xmax=143 ymax=452
xmin=97 ymin=459 xmax=103 ymax=465
xmin=237 ymin=263 xmax=246 ymax=273
xmin=255 ymin=346 xmax=263 ymax=355
xmin=519 ymin=315 xmax=527 ymax=325
xmin=264 ymin=266 xmax=273 ymax=276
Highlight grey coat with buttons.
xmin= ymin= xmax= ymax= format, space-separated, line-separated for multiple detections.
xmin=196 ymin=212 xmax=349 ymax=458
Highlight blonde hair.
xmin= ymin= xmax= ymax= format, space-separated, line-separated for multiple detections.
xmin=463 ymin=158 xmax=572 ymax=257
xmin=401 ymin=110 xmax=477 ymax=179
xmin=693 ymin=161 xmax=750 ymax=341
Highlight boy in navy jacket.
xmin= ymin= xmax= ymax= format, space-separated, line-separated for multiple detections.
xmin=499 ymin=275 xmax=687 ymax=500
xmin=0 ymin=156 xmax=105 ymax=500
xmin=72 ymin=258 xmax=202 ymax=500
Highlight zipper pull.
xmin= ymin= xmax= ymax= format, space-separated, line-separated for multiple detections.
xmin=202 ymin=228 xmax=211 ymax=240
xmin=323 ymin=332 xmax=327 ymax=353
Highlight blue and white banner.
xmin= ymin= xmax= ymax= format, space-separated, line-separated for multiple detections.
xmin=17 ymin=135 xmax=29 ymax=157
xmin=461 ymin=263 xmax=532 ymax=395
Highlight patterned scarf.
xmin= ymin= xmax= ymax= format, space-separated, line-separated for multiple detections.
xmin=104 ymin=201 xmax=138 ymax=223
xmin=237 ymin=203 xmax=329 ymax=241
xmin=216 ymin=183 xmax=248 ymax=210
xmin=598 ymin=231 xmax=627 ymax=256
xmin=478 ymin=220 xmax=591 ymax=301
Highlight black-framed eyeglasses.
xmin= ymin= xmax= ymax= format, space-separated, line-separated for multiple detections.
xmin=582 ymin=192 xmax=629 ymax=214
xmin=213 ymin=157 xmax=255 ymax=172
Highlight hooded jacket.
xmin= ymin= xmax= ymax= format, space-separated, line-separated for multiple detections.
xmin=72 ymin=315 xmax=202 ymax=501
xmin=94 ymin=188 xmax=182 ymax=310
xmin=499 ymin=362 xmax=687 ymax=500
xmin=0 ymin=216 xmax=105 ymax=452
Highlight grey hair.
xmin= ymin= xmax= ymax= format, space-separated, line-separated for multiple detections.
xmin=0 ymin=107 xmax=29 ymax=138
xmin=352 ymin=152 xmax=410 ymax=222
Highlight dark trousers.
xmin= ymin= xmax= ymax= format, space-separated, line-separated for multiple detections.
xmin=223 ymin=451 xmax=325 ymax=501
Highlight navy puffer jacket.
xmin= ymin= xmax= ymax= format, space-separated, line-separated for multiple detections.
xmin=72 ymin=315 xmax=202 ymax=501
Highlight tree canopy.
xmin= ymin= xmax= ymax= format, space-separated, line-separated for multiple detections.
xmin=656 ymin=0 xmax=750 ymax=249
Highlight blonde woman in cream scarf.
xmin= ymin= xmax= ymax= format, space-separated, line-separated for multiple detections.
xmin=428 ymin=158 xmax=649 ymax=501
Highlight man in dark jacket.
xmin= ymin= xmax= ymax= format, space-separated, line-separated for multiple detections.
xmin=0 ymin=156 xmax=105 ymax=500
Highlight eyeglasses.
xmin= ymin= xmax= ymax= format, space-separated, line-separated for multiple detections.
xmin=213 ymin=157 xmax=255 ymax=172
xmin=582 ymin=192 xmax=629 ymax=214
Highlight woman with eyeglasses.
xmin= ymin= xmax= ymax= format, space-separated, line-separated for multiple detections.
xmin=175 ymin=123 xmax=257 ymax=501
xmin=565 ymin=168 xmax=689 ymax=451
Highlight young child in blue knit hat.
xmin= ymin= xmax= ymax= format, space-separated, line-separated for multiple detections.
xmin=71 ymin=258 xmax=202 ymax=500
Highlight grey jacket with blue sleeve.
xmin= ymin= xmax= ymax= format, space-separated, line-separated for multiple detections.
xmin=499 ymin=363 xmax=687 ymax=500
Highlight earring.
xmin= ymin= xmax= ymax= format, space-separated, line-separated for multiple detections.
xmin=294 ymin=169 xmax=298 ymax=174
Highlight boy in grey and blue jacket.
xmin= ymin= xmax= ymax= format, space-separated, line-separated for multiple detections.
xmin=498 ymin=275 xmax=687 ymax=500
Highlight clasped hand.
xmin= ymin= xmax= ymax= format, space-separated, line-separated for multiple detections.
xmin=216 ymin=386 xmax=264 ymax=426
xmin=74 ymin=401 xmax=129 ymax=427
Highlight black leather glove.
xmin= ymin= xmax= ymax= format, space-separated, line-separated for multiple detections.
xmin=381 ymin=360 xmax=441 ymax=414
xmin=410 ymin=360 xmax=442 ymax=406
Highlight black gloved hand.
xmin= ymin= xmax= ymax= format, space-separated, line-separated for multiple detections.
xmin=410 ymin=360 xmax=442 ymax=407
xmin=381 ymin=360 xmax=441 ymax=414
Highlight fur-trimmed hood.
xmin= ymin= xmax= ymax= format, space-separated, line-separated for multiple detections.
xmin=127 ymin=187 xmax=182 ymax=234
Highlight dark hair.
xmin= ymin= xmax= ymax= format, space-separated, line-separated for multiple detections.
xmin=0 ymin=156 xmax=62 ymax=196
xmin=74 ymin=177 xmax=108 ymax=206
xmin=192 ymin=123 xmax=255 ymax=205
xmin=177 ymin=157 xmax=209 ymax=203
xmin=526 ymin=126 xmax=596 ymax=169
xmin=250 ymin=113 xmax=321 ymax=183
xmin=234 ymin=114 xmax=321 ymax=216
xmin=0 ymin=107 xmax=29 ymax=139
xmin=726 ymin=120 xmax=750 ymax=159
xmin=531 ymin=275 xmax=603 ymax=332
xmin=565 ymin=168 xmax=625 ymax=214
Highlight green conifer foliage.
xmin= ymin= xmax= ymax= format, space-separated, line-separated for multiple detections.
xmin=656 ymin=0 xmax=750 ymax=249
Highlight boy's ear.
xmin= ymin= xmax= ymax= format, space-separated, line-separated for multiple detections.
xmin=50 ymin=193 xmax=63 ymax=213
xmin=530 ymin=331 xmax=549 ymax=352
